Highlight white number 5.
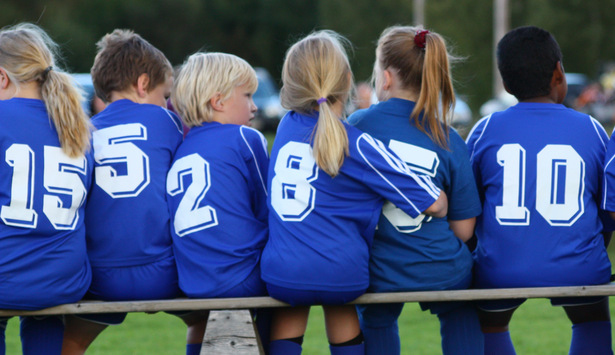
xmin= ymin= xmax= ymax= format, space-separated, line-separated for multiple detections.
xmin=93 ymin=124 xmax=150 ymax=198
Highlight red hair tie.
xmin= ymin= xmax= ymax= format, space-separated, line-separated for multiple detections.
xmin=414 ymin=30 xmax=429 ymax=49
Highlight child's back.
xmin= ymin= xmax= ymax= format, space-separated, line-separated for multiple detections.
xmin=87 ymin=100 xmax=182 ymax=270
xmin=467 ymin=101 xmax=611 ymax=288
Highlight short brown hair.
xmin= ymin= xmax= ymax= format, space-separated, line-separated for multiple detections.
xmin=91 ymin=29 xmax=172 ymax=103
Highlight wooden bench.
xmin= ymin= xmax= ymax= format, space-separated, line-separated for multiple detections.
xmin=2 ymin=284 xmax=615 ymax=354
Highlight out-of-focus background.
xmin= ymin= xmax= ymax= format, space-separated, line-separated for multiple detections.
xmin=3 ymin=0 xmax=615 ymax=134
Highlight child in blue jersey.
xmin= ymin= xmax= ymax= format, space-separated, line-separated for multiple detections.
xmin=466 ymin=26 xmax=612 ymax=355
xmin=168 ymin=52 xmax=270 ymax=354
xmin=0 ymin=23 xmax=93 ymax=355
xmin=348 ymin=26 xmax=483 ymax=355
xmin=262 ymin=30 xmax=448 ymax=355
xmin=61 ymin=29 xmax=205 ymax=355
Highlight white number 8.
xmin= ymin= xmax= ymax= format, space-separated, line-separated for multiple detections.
xmin=271 ymin=142 xmax=318 ymax=221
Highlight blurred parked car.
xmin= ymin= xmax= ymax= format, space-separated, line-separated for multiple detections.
xmin=479 ymin=73 xmax=589 ymax=118
xmin=252 ymin=67 xmax=286 ymax=131
xmin=71 ymin=73 xmax=105 ymax=117
xmin=451 ymin=96 xmax=473 ymax=128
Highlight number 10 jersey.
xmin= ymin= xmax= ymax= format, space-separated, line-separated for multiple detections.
xmin=466 ymin=102 xmax=611 ymax=289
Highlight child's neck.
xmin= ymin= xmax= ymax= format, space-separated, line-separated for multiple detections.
xmin=520 ymin=95 xmax=560 ymax=104
xmin=386 ymin=86 xmax=419 ymax=102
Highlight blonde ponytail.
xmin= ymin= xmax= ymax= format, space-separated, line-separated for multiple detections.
xmin=312 ymin=99 xmax=348 ymax=176
xmin=0 ymin=23 xmax=91 ymax=157
xmin=41 ymin=69 xmax=92 ymax=157
xmin=280 ymin=30 xmax=353 ymax=177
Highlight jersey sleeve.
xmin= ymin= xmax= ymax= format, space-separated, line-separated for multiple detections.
xmin=602 ymin=128 xmax=615 ymax=212
xmin=447 ymin=131 xmax=482 ymax=220
xmin=239 ymin=126 xmax=269 ymax=222
xmin=465 ymin=115 xmax=492 ymax=203
xmin=355 ymin=132 xmax=440 ymax=218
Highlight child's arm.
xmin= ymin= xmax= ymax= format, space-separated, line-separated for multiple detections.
xmin=449 ymin=217 xmax=476 ymax=242
xmin=424 ymin=191 xmax=448 ymax=218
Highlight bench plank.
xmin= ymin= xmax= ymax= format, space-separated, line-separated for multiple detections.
xmin=201 ymin=310 xmax=263 ymax=355
xmin=2 ymin=284 xmax=615 ymax=316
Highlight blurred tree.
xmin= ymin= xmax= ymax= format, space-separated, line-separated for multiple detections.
xmin=2 ymin=0 xmax=615 ymax=115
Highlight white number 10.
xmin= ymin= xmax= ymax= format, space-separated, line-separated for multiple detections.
xmin=496 ymin=144 xmax=584 ymax=226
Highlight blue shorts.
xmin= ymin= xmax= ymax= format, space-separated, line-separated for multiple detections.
xmin=78 ymin=256 xmax=182 ymax=325
xmin=267 ymin=284 xmax=365 ymax=307
xmin=89 ymin=255 xmax=181 ymax=301
xmin=214 ymin=266 xmax=267 ymax=298
xmin=478 ymin=296 xmax=607 ymax=312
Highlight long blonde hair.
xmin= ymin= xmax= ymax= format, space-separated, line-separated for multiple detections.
xmin=376 ymin=26 xmax=456 ymax=148
xmin=172 ymin=52 xmax=258 ymax=127
xmin=280 ymin=30 xmax=353 ymax=177
xmin=0 ymin=23 xmax=91 ymax=157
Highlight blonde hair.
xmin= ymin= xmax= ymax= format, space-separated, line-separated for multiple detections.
xmin=376 ymin=26 xmax=456 ymax=148
xmin=281 ymin=30 xmax=353 ymax=177
xmin=0 ymin=23 xmax=91 ymax=157
xmin=91 ymin=29 xmax=172 ymax=103
xmin=172 ymin=52 xmax=257 ymax=127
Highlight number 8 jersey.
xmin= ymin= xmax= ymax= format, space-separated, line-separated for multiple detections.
xmin=262 ymin=111 xmax=441 ymax=293
xmin=466 ymin=102 xmax=611 ymax=289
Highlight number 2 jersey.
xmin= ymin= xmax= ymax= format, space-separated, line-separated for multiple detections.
xmin=466 ymin=102 xmax=611 ymax=289
xmin=261 ymin=110 xmax=441 ymax=293
xmin=0 ymin=98 xmax=93 ymax=309
xmin=85 ymin=99 xmax=183 ymax=268
xmin=167 ymin=122 xmax=269 ymax=298
xmin=349 ymin=98 xmax=481 ymax=292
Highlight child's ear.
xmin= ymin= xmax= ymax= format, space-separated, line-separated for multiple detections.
xmin=136 ymin=74 xmax=150 ymax=98
xmin=552 ymin=61 xmax=565 ymax=84
xmin=0 ymin=68 xmax=10 ymax=90
xmin=210 ymin=93 xmax=224 ymax=112
xmin=383 ymin=69 xmax=393 ymax=91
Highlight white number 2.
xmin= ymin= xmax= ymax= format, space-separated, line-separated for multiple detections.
xmin=381 ymin=140 xmax=437 ymax=233
xmin=496 ymin=144 xmax=584 ymax=226
xmin=271 ymin=142 xmax=318 ymax=222
xmin=1 ymin=144 xmax=87 ymax=230
xmin=167 ymin=154 xmax=218 ymax=237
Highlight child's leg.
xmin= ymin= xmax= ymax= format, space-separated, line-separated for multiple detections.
xmin=477 ymin=307 xmax=517 ymax=355
xmin=21 ymin=316 xmax=64 ymax=355
xmin=176 ymin=311 xmax=209 ymax=355
xmin=0 ymin=317 xmax=7 ymax=355
xmin=430 ymin=302 xmax=483 ymax=355
xmin=356 ymin=303 xmax=403 ymax=355
xmin=61 ymin=314 xmax=120 ymax=355
xmin=323 ymin=305 xmax=364 ymax=355
xmin=269 ymin=306 xmax=310 ymax=355
xmin=564 ymin=297 xmax=612 ymax=355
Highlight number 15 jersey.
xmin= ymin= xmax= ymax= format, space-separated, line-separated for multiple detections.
xmin=466 ymin=102 xmax=611 ymax=289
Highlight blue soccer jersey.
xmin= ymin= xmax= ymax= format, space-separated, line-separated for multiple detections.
xmin=467 ymin=102 xmax=611 ymax=288
xmin=86 ymin=99 xmax=183 ymax=268
xmin=349 ymin=98 xmax=481 ymax=292
xmin=261 ymin=110 xmax=441 ymax=294
xmin=0 ymin=98 xmax=93 ymax=310
xmin=167 ymin=122 xmax=269 ymax=298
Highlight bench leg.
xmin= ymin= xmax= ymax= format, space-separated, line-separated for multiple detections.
xmin=201 ymin=310 xmax=264 ymax=355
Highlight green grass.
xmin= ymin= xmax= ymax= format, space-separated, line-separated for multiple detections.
xmin=1 ymin=298 xmax=605 ymax=354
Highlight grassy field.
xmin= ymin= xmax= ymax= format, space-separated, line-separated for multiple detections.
xmin=2 ymin=297 xmax=610 ymax=354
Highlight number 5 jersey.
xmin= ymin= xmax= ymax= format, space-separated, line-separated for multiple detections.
xmin=262 ymin=110 xmax=442 ymax=293
xmin=466 ymin=102 xmax=611 ymax=289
